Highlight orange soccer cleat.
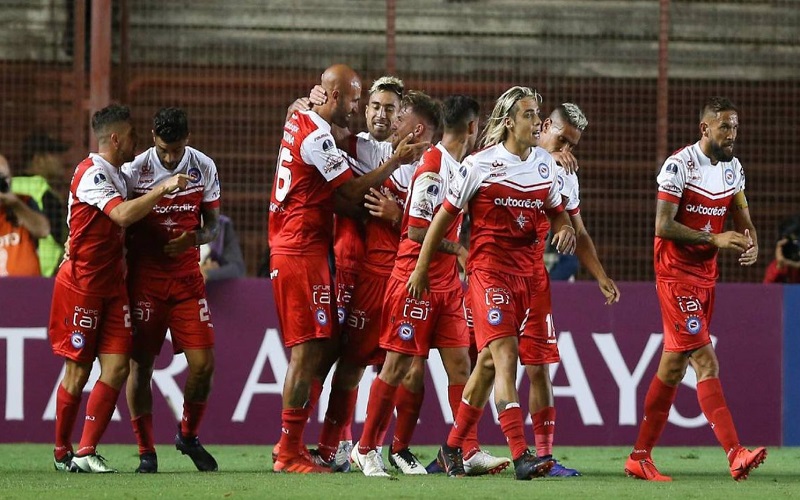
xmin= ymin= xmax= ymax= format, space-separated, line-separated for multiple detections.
xmin=729 ymin=446 xmax=767 ymax=481
xmin=625 ymin=456 xmax=672 ymax=482
xmin=273 ymin=453 xmax=332 ymax=474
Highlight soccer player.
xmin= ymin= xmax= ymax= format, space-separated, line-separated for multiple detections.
xmin=522 ymin=103 xmax=620 ymax=477
xmin=351 ymin=94 xmax=491 ymax=478
xmin=315 ymin=91 xmax=440 ymax=475
xmin=406 ymin=86 xmax=576 ymax=480
xmin=123 ymin=107 xmax=221 ymax=473
xmin=268 ymin=64 xmax=424 ymax=474
xmin=625 ymin=97 xmax=766 ymax=482
xmin=50 ymin=104 xmax=189 ymax=473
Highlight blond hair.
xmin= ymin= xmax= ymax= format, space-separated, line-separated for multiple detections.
xmin=481 ymin=86 xmax=542 ymax=148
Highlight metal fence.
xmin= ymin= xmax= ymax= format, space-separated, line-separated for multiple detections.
xmin=1 ymin=0 xmax=798 ymax=281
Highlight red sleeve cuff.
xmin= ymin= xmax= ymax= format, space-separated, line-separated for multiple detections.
xmin=202 ymin=199 xmax=221 ymax=210
xmin=545 ymin=204 xmax=564 ymax=218
xmin=407 ymin=215 xmax=431 ymax=228
xmin=657 ymin=191 xmax=681 ymax=204
xmin=102 ymin=196 xmax=124 ymax=216
xmin=443 ymin=199 xmax=460 ymax=215
xmin=329 ymin=168 xmax=354 ymax=190
xmin=567 ymin=207 xmax=581 ymax=217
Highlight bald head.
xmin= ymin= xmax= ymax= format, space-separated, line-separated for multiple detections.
xmin=317 ymin=64 xmax=362 ymax=128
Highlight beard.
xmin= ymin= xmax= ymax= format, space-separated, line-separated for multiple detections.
xmin=709 ymin=140 xmax=734 ymax=162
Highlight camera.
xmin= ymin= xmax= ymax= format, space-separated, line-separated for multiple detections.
xmin=0 ymin=176 xmax=9 ymax=194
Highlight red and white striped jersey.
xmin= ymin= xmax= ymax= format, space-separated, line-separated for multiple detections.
xmin=269 ymin=110 xmax=353 ymax=256
xmin=655 ymin=141 xmax=746 ymax=286
xmin=59 ymin=154 xmax=127 ymax=295
xmin=392 ymin=144 xmax=464 ymax=292
xmin=444 ymin=143 xmax=563 ymax=277
xmin=123 ymin=146 xmax=221 ymax=277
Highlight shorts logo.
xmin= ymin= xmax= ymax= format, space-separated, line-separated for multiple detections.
xmin=724 ymin=168 xmax=735 ymax=186
xmin=315 ymin=308 xmax=329 ymax=326
xmin=685 ymin=315 xmax=702 ymax=335
xmin=93 ymin=173 xmax=107 ymax=185
xmin=397 ymin=322 xmax=415 ymax=341
xmin=188 ymin=166 xmax=202 ymax=183
xmin=538 ymin=163 xmax=549 ymax=178
xmin=70 ymin=331 xmax=85 ymax=349
xmin=487 ymin=308 xmax=503 ymax=326
xmin=337 ymin=306 xmax=347 ymax=325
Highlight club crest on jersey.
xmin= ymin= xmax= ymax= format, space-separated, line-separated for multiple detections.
xmin=93 ymin=172 xmax=107 ymax=185
xmin=666 ymin=163 xmax=679 ymax=174
xmin=538 ymin=163 xmax=549 ymax=178
xmin=70 ymin=331 xmax=86 ymax=349
xmin=188 ymin=166 xmax=202 ymax=183
xmin=315 ymin=308 xmax=329 ymax=326
xmin=487 ymin=308 xmax=503 ymax=326
xmin=685 ymin=315 xmax=702 ymax=335
xmin=724 ymin=168 xmax=735 ymax=186
xmin=397 ymin=322 xmax=415 ymax=341
xmin=459 ymin=165 xmax=467 ymax=178
xmin=557 ymin=176 xmax=564 ymax=189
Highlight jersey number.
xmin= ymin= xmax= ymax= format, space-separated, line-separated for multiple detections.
xmin=274 ymin=147 xmax=293 ymax=202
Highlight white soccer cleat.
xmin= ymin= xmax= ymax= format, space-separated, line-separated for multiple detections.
xmin=388 ymin=446 xmax=427 ymax=475
xmin=463 ymin=450 xmax=512 ymax=476
xmin=350 ymin=443 xmax=390 ymax=478
xmin=69 ymin=454 xmax=117 ymax=473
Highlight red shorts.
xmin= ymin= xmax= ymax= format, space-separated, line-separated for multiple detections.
xmin=519 ymin=273 xmax=560 ymax=365
xmin=379 ymin=276 xmax=468 ymax=357
xmin=468 ymin=268 xmax=532 ymax=352
xmin=48 ymin=280 xmax=132 ymax=363
xmin=336 ymin=268 xmax=358 ymax=326
xmin=340 ymin=271 xmax=389 ymax=367
xmin=128 ymin=272 xmax=214 ymax=358
xmin=462 ymin=291 xmax=478 ymax=366
xmin=656 ymin=280 xmax=714 ymax=352
xmin=271 ymin=254 xmax=336 ymax=348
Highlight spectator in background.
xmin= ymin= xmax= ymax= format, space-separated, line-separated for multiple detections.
xmin=12 ymin=133 xmax=70 ymax=276
xmin=199 ymin=214 xmax=245 ymax=282
xmin=0 ymin=154 xmax=51 ymax=276
xmin=763 ymin=216 xmax=800 ymax=283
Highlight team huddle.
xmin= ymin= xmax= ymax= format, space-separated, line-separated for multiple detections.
xmin=48 ymin=62 xmax=767 ymax=482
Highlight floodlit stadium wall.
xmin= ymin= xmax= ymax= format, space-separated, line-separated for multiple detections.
xmin=1 ymin=278 xmax=795 ymax=446
xmin=0 ymin=0 xmax=798 ymax=282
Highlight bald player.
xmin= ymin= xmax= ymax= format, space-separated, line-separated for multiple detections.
xmin=268 ymin=64 xmax=416 ymax=473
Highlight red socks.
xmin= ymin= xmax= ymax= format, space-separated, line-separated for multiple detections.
xmin=277 ymin=407 xmax=311 ymax=461
xmin=446 ymin=400 xmax=482 ymax=450
xmin=358 ymin=377 xmax=398 ymax=454
xmin=54 ymin=384 xmax=81 ymax=460
xmin=317 ymin=387 xmax=358 ymax=462
xmin=131 ymin=413 xmax=155 ymax=455
xmin=533 ymin=406 xmax=556 ymax=457
xmin=447 ymin=385 xmax=480 ymax=458
xmin=631 ymin=376 xmax=678 ymax=460
xmin=697 ymin=377 xmax=741 ymax=461
xmin=180 ymin=401 xmax=207 ymax=439
xmin=498 ymin=404 xmax=528 ymax=460
xmin=76 ymin=381 xmax=120 ymax=456
xmin=392 ymin=384 xmax=424 ymax=452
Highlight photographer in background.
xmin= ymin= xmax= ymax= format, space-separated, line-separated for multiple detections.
xmin=763 ymin=216 xmax=800 ymax=284
xmin=0 ymin=154 xmax=51 ymax=277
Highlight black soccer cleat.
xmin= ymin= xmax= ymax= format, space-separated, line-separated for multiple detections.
xmin=175 ymin=432 xmax=218 ymax=472
xmin=135 ymin=452 xmax=158 ymax=473
xmin=436 ymin=445 xmax=465 ymax=478
xmin=513 ymin=449 xmax=554 ymax=480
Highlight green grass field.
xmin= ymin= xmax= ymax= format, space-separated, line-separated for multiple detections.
xmin=1 ymin=445 xmax=797 ymax=499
